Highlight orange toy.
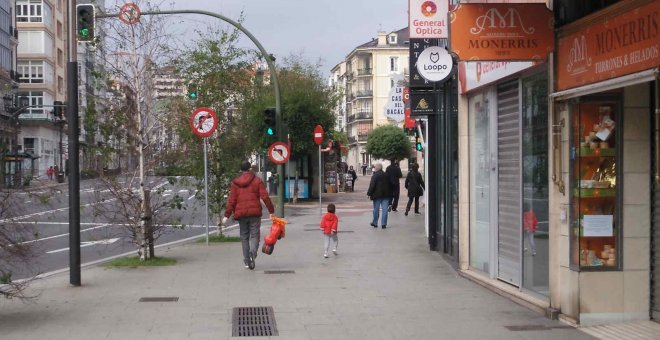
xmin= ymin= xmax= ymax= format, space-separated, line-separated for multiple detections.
xmin=262 ymin=216 xmax=287 ymax=255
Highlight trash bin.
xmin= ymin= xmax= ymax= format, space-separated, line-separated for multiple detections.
xmin=57 ymin=171 xmax=65 ymax=183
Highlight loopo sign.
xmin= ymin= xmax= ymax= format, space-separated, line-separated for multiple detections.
xmin=416 ymin=46 xmax=453 ymax=82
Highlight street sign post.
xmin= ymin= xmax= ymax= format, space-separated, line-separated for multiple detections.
xmin=314 ymin=125 xmax=324 ymax=214
xmin=189 ymin=107 xmax=218 ymax=245
xmin=268 ymin=142 xmax=290 ymax=165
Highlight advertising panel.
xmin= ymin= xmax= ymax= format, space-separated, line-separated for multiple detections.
xmin=449 ymin=3 xmax=554 ymax=61
xmin=556 ymin=0 xmax=660 ymax=91
xmin=409 ymin=0 xmax=449 ymax=39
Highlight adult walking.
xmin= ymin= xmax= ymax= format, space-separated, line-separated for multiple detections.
xmin=385 ymin=160 xmax=402 ymax=211
xmin=367 ymin=163 xmax=391 ymax=229
xmin=361 ymin=163 xmax=367 ymax=176
xmin=404 ymin=163 xmax=425 ymax=216
xmin=222 ymin=161 xmax=275 ymax=270
xmin=347 ymin=166 xmax=358 ymax=192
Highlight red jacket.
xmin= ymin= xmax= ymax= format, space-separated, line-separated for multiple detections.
xmin=523 ymin=211 xmax=538 ymax=233
xmin=320 ymin=212 xmax=338 ymax=235
xmin=224 ymin=171 xmax=274 ymax=219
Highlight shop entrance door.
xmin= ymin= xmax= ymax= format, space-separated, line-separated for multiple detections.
xmin=497 ymin=80 xmax=521 ymax=286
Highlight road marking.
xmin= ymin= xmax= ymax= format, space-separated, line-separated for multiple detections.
xmin=47 ymin=238 xmax=120 ymax=254
xmin=20 ymin=223 xmax=111 ymax=245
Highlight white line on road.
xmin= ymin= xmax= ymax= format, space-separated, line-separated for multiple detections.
xmin=20 ymin=223 xmax=111 ymax=245
xmin=47 ymin=238 xmax=120 ymax=254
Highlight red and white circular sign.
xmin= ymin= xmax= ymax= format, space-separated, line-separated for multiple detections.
xmin=313 ymin=125 xmax=324 ymax=145
xmin=189 ymin=107 xmax=218 ymax=138
xmin=268 ymin=142 xmax=290 ymax=165
xmin=119 ymin=3 xmax=141 ymax=25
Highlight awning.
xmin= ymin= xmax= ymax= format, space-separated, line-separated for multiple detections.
xmin=550 ymin=68 xmax=659 ymax=101
xmin=2 ymin=151 xmax=40 ymax=161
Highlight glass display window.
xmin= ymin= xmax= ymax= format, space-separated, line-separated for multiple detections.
xmin=569 ymin=95 xmax=621 ymax=270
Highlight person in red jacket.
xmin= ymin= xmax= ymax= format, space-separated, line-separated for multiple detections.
xmin=222 ymin=161 xmax=275 ymax=269
xmin=523 ymin=202 xmax=538 ymax=256
xmin=320 ymin=203 xmax=339 ymax=258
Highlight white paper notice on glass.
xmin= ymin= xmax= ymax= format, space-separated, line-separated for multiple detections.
xmin=583 ymin=215 xmax=613 ymax=237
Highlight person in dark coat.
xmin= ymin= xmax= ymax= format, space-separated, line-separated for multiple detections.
xmin=404 ymin=163 xmax=425 ymax=216
xmin=367 ymin=163 xmax=391 ymax=229
xmin=347 ymin=166 xmax=358 ymax=192
xmin=223 ymin=161 xmax=275 ymax=270
xmin=385 ymin=160 xmax=403 ymax=211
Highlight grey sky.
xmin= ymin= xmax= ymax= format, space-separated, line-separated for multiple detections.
xmin=110 ymin=0 xmax=408 ymax=75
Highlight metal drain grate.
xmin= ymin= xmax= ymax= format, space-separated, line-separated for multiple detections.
xmin=263 ymin=270 xmax=295 ymax=274
xmin=232 ymin=306 xmax=278 ymax=337
xmin=505 ymin=325 xmax=572 ymax=331
xmin=138 ymin=297 xmax=179 ymax=302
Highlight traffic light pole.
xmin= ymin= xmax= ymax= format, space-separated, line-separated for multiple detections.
xmin=97 ymin=9 xmax=285 ymax=217
xmin=66 ymin=0 xmax=81 ymax=286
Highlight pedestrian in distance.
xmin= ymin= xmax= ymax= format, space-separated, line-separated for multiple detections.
xmin=347 ymin=166 xmax=358 ymax=192
xmin=523 ymin=202 xmax=538 ymax=256
xmin=404 ymin=163 xmax=425 ymax=216
xmin=385 ymin=160 xmax=402 ymax=211
xmin=320 ymin=203 xmax=339 ymax=258
xmin=47 ymin=166 xmax=54 ymax=180
xmin=367 ymin=163 xmax=391 ymax=229
xmin=361 ymin=163 xmax=367 ymax=176
xmin=222 ymin=161 xmax=275 ymax=270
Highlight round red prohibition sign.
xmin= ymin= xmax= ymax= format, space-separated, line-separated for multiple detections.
xmin=189 ymin=107 xmax=218 ymax=138
xmin=313 ymin=125 xmax=324 ymax=145
xmin=268 ymin=142 xmax=290 ymax=165
xmin=119 ymin=3 xmax=141 ymax=25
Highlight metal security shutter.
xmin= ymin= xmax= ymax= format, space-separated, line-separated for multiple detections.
xmin=497 ymin=80 xmax=521 ymax=286
xmin=652 ymin=186 xmax=660 ymax=320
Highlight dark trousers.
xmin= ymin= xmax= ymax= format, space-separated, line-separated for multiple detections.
xmin=389 ymin=185 xmax=400 ymax=210
xmin=406 ymin=196 xmax=420 ymax=213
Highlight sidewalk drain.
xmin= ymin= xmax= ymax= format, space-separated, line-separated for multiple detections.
xmin=263 ymin=270 xmax=295 ymax=274
xmin=505 ymin=325 xmax=573 ymax=331
xmin=232 ymin=306 xmax=278 ymax=337
xmin=138 ymin=297 xmax=179 ymax=302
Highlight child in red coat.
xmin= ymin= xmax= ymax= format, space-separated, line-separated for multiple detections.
xmin=523 ymin=202 xmax=538 ymax=256
xmin=320 ymin=203 xmax=339 ymax=258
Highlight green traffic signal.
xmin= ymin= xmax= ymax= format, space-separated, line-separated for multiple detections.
xmin=189 ymin=91 xmax=198 ymax=99
xmin=267 ymin=127 xmax=275 ymax=136
xmin=416 ymin=142 xmax=423 ymax=151
xmin=264 ymin=107 xmax=276 ymax=137
xmin=76 ymin=4 xmax=95 ymax=42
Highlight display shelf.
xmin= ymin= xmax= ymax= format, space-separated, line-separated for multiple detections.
xmin=577 ymin=148 xmax=615 ymax=157
xmin=573 ymin=188 xmax=615 ymax=197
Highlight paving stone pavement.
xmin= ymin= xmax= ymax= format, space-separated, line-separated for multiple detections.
xmin=0 ymin=174 xmax=596 ymax=340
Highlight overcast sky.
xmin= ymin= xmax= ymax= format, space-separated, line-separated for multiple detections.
xmin=109 ymin=0 xmax=408 ymax=77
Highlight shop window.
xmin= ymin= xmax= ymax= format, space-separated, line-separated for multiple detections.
xmin=570 ymin=96 xmax=621 ymax=270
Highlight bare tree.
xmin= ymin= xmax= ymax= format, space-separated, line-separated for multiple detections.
xmin=90 ymin=0 xmax=184 ymax=260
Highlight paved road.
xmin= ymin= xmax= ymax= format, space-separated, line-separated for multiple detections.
xmin=3 ymin=176 xmax=210 ymax=279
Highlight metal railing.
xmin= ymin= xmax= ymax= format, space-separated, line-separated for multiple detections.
xmin=357 ymin=68 xmax=372 ymax=76
xmin=356 ymin=90 xmax=373 ymax=98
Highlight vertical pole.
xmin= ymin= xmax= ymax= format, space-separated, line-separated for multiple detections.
xmin=203 ymin=138 xmax=210 ymax=245
xmin=319 ymin=144 xmax=322 ymax=215
xmin=67 ymin=0 xmax=81 ymax=286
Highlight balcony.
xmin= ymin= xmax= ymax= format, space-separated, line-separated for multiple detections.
xmin=356 ymin=90 xmax=372 ymax=98
xmin=357 ymin=68 xmax=372 ymax=76
xmin=348 ymin=133 xmax=370 ymax=144
xmin=347 ymin=111 xmax=373 ymax=124
xmin=346 ymin=72 xmax=354 ymax=81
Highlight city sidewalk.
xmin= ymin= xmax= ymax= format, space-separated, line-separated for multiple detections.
xmin=0 ymin=174 xmax=595 ymax=340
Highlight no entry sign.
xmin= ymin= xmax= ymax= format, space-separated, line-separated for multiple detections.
xmin=190 ymin=107 xmax=218 ymax=138
xmin=314 ymin=125 xmax=324 ymax=145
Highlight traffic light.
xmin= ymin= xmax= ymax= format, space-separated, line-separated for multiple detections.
xmin=188 ymin=89 xmax=198 ymax=100
xmin=415 ymin=130 xmax=423 ymax=151
xmin=53 ymin=101 xmax=63 ymax=119
xmin=76 ymin=4 xmax=95 ymax=42
xmin=264 ymin=108 xmax=276 ymax=137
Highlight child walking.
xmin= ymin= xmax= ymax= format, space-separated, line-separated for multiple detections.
xmin=320 ymin=203 xmax=339 ymax=258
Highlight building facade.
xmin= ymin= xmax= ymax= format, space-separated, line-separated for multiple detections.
xmin=338 ymin=28 xmax=410 ymax=171
xmin=0 ymin=0 xmax=19 ymax=187
xmin=15 ymin=0 xmax=68 ymax=179
xmin=454 ymin=0 xmax=660 ymax=327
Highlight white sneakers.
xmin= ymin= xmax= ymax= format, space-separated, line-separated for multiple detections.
xmin=332 ymin=249 xmax=337 ymax=255
xmin=324 ymin=252 xmax=329 ymax=258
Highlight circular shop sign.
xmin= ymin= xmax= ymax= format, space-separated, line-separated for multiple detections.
xmin=268 ymin=142 xmax=290 ymax=165
xmin=119 ymin=3 xmax=141 ymax=25
xmin=416 ymin=46 xmax=453 ymax=82
xmin=189 ymin=107 xmax=218 ymax=138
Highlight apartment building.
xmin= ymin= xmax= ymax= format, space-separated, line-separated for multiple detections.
xmin=336 ymin=28 xmax=409 ymax=170
xmin=0 ymin=0 xmax=19 ymax=187
xmin=15 ymin=0 xmax=68 ymax=178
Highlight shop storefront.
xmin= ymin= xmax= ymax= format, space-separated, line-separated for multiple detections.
xmin=550 ymin=0 xmax=659 ymax=325
xmin=459 ymin=61 xmax=551 ymax=305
